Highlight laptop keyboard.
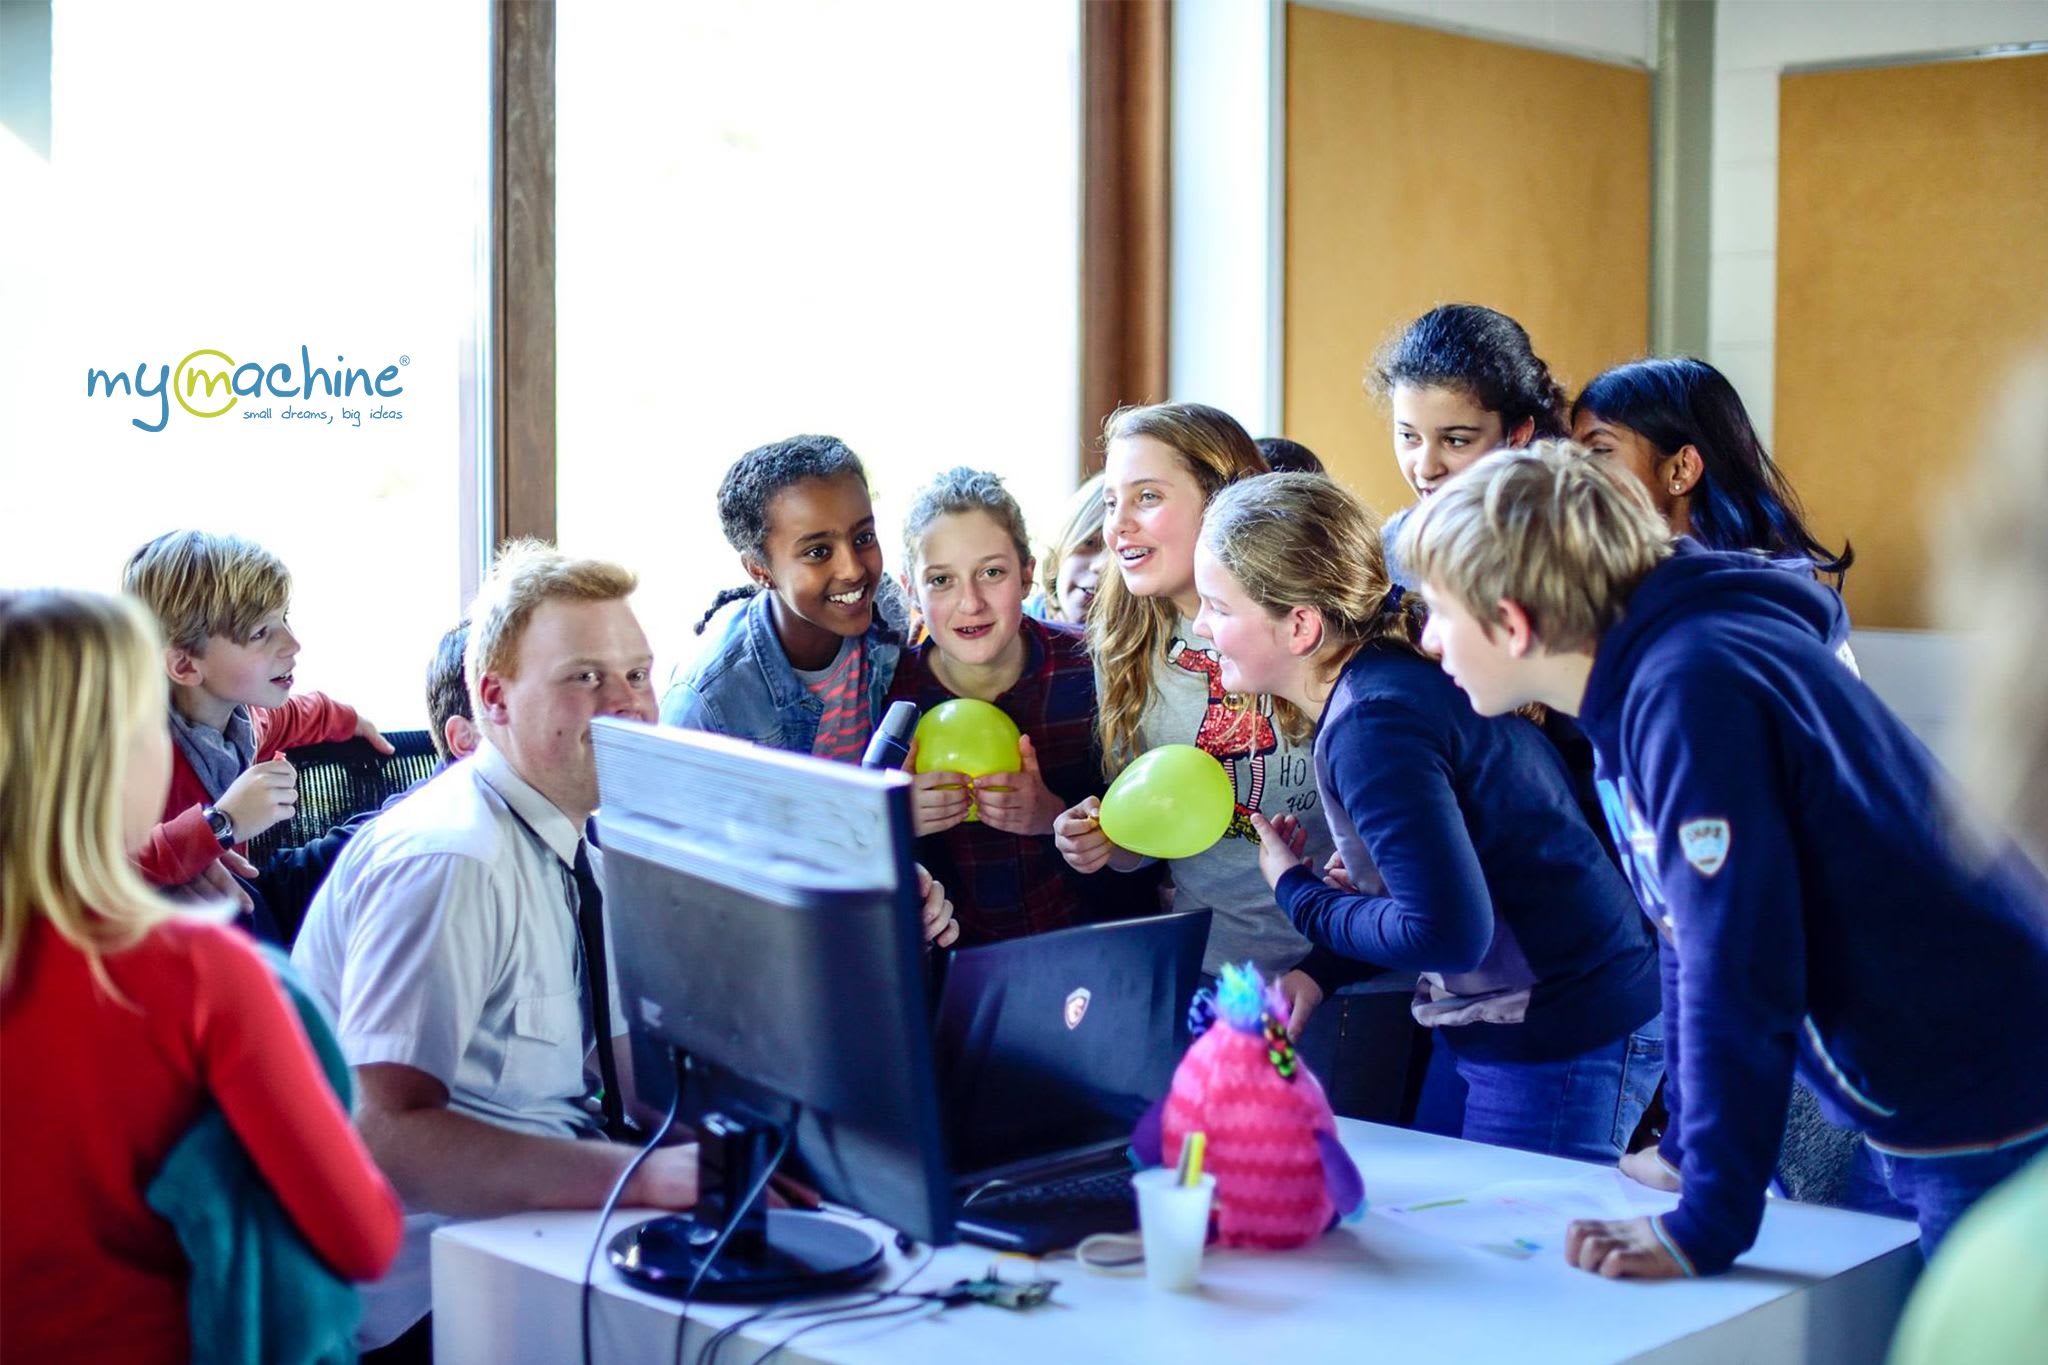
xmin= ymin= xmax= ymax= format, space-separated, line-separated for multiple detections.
xmin=969 ymin=1166 xmax=1137 ymax=1213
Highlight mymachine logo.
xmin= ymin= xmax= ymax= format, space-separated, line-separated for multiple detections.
xmin=84 ymin=345 xmax=409 ymax=432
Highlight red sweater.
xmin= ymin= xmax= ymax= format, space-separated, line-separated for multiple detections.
xmin=0 ymin=916 xmax=402 ymax=1364
xmin=138 ymin=693 xmax=359 ymax=888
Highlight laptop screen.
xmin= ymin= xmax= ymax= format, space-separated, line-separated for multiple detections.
xmin=933 ymin=911 xmax=1208 ymax=1179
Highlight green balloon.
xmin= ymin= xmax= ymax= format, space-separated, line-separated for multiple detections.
xmin=1098 ymin=744 xmax=1235 ymax=859
xmin=912 ymin=698 xmax=1022 ymax=779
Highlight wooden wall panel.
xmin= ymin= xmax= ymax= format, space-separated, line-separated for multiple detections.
xmin=1777 ymin=54 xmax=2048 ymax=629
xmin=1081 ymin=0 xmax=1170 ymax=477
xmin=1284 ymin=4 xmax=1650 ymax=517
xmin=494 ymin=0 xmax=556 ymax=547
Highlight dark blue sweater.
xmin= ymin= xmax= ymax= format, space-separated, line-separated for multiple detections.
xmin=1276 ymin=645 xmax=1659 ymax=1062
xmin=1580 ymin=543 xmax=2048 ymax=1276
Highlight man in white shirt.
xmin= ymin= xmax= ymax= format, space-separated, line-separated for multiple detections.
xmin=295 ymin=542 xmax=957 ymax=1356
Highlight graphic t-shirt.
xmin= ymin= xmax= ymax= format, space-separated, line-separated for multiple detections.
xmin=798 ymin=636 xmax=873 ymax=763
xmin=1115 ymin=619 xmax=1330 ymax=977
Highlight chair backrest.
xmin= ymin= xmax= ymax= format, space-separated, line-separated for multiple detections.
xmin=245 ymin=731 xmax=441 ymax=864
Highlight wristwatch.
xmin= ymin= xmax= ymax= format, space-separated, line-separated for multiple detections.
xmin=202 ymin=805 xmax=236 ymax=849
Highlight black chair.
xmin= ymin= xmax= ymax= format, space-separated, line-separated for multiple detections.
xmin=244 ymin=730 xmax=441 ymax=867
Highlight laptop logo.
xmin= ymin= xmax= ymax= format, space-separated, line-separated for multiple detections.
xmin=1064 ymin=988 xmax=1091 ymax=1030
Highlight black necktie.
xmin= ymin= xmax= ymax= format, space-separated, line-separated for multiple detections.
xmin=572 ymin=839 xmax=627 ymax=1139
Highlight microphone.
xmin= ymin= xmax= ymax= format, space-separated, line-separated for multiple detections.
xmin=862 ymin=700 xmax=919 ymax=771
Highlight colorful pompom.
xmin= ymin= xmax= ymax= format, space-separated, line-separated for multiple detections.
xmin=1150 ymin=964 xmax=1365 ymax=1249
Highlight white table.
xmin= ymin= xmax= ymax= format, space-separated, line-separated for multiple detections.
xmin=433 ymin=1119 xmax=1920 ymax=1365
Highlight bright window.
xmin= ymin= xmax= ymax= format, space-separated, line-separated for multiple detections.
xmin=0 ymin=1 xmax=489 ymax=728
xmin=556 ymin=0 xmax=1082 ymax=680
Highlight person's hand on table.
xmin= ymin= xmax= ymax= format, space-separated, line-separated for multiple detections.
xmin=1619 ymin=1147 xmax=1681 ymax=1193
xmin=1564 ymin=1216 xmax=1687 ymax=1279
xmin=623 ymin=1142 xmax=700 ymax=1209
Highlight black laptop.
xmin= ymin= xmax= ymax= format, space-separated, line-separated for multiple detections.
xmin=935 ymin=909 xmax=1210 ymax=1253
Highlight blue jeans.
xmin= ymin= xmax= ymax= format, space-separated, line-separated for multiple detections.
xmin=1841 ymin=1129 xmax=2048 ymax=1257
xmin=1413 ymin=1015 xmax=1666 ymax=1165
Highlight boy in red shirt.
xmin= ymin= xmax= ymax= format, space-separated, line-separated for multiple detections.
xmin=123 ymin=530 xmax=389 ymax=933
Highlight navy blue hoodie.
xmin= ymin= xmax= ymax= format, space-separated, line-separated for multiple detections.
xmin=1579 ymin=543 xmax=2048 ymax=1276
xmin=1277 ymin=644 xmax=1659 ymax=1062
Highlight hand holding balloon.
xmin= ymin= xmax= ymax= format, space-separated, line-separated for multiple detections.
xmin=973 ymin=735 xmax=1065 ymax=836
xmin=1053 ymin=797 xmax=1144 ymax=874
xmin=1096 ymin=745 xmax=1235 ymax=860
xmin=913 ymin=699 xmax=1021 ymax=824
xmin=905 ymin=739 xmax=973 ymax=836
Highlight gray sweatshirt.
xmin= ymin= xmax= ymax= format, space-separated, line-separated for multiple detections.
xmin=1116 ymin=621 xmax=1331 ymax=978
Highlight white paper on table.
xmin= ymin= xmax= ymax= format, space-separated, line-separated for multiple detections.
xmin=1378 ymin=1175 xmax=1649 ymax=1260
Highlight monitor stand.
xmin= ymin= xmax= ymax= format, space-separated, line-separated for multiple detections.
xmin=608 ymin=1110 xmax=885 ymax=1302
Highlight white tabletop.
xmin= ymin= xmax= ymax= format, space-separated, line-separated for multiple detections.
xmin=433 ymin=1118 xmax=1920 ymax=1365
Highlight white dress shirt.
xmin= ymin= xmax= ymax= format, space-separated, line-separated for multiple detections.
xmin=292 ymin=740 xmax=627 ymax=1348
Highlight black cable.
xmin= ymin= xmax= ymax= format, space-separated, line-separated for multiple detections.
xmin=696 ymin=1295 xmax=883 ymax=1365
xmin=582 ymin=1084 xmax=682 ymax=1365
xmin=753 ymin=1296 xmax=946 ymax=1365
xmin=696 ymin=1286 xmax=897 ymax=1365
xmin=696 ymin=1242 xmax=939 ymax=1365
xmin=669 ymin=1120 xmax=798 ymax=1365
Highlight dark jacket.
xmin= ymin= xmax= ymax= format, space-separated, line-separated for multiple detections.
xmin=1579 ymin=542 xmax=2048 ymax=1275
xmin=1277 ymin=644 xmax=1658 ymax=1062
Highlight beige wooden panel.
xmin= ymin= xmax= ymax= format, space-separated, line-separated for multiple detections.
xmin=1777 ymin=54 xmax=2048 ymax=629
xmin=1284 ymin=4 xmax=1650 ymax=517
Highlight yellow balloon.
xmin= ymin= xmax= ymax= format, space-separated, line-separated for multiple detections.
xmin=912 ymin=699 xmax=1021 ymax=776
xmin=913 ymin=700 xmax=1022 ymax=825
xmin=1098 ymin=745 xmax=1235 ymax=859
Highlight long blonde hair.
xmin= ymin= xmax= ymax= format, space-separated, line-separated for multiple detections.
xmin=1 ymin=589 xmax=181 ymax=992
xmin=1090 ymin=402 xmax=1274 ymax=771
xmin=1199 ymin=474 xmax=1426 ymax=740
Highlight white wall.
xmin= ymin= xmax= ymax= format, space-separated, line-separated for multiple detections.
xmin=1305 ymin=0 xmax=1656 ymax=65
xmin=1706 ymin=0 xmax=2048 ymax=440
xmin=1849 ymin=629 xmax=1965 ymax=764
xmin=1168 ymin=0 xmax=1656 ymax=436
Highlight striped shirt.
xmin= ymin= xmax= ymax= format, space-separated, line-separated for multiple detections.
xmin=799 ymin=636 xmax=873 ymax=763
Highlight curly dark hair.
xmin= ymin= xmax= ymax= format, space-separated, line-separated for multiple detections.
xmin=716 ymin=434 xmax=870 ymax=565
xmin=693 ymin=584 xmax=760 ymax=636
xmin=1370 ymin=304 xmax=1569 ymax=440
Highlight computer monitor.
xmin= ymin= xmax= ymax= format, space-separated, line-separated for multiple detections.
xmin=589 ymin=717 xmax=955 ymax=1299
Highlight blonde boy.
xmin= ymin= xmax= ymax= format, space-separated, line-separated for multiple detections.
xmin=123 ymin=531 xmax=388 ymax=913
xmin=1400 ymin=444 xmax=2048 ymax=1282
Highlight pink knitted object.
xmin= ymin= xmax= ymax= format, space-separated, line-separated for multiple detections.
xmin=1159 ymin=1021 xmax=1341 ymax=1249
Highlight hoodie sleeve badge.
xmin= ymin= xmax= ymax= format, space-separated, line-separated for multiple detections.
xmin=1678 ymin=818 xmax=1730 ymax=877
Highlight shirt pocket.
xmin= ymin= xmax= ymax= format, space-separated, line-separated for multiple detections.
xmin=495 ymin=987 xmax=586 ymax=1112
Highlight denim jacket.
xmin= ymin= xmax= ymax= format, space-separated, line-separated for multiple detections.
xmin=659 ymin=582 xmax=909 ymax=754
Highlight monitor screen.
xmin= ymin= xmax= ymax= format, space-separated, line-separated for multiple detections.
xmin=591 ymin=717 xmax=955 ymax=1246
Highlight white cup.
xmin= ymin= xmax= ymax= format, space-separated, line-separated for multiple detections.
xmin=1133 ymin=1168 xmax=1216 ymax=1291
